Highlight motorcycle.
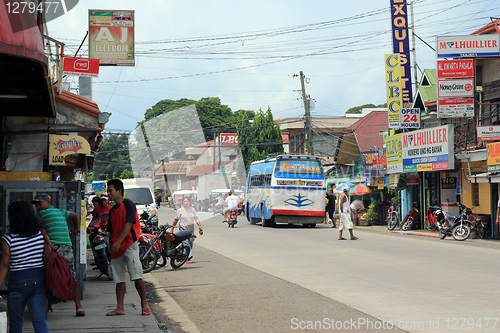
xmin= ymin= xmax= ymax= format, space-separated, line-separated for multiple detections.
xmin=139 ymin=224 xmax=196 ymax=272
xmin=435 ymin=204 xmax=473 ymax=241
xmin=470 ymin=212 xmax=489 ymax=239
xmin=386 ymin=202 xmax=400 ymax=231
xmin=401 ymin=202 xmax=419 ymax=231
xmin=424 ymin=206 xmax=442 ymax=231
xmin=227 ymin=209 xmax=238 ymax=228
xmin=87 ymin=218 xmax=113 ymax=280
xmin=139 ymin=205 xmax=159 ymax=233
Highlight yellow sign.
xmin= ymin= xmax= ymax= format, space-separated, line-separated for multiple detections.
xmin=385 ymin=54 xmax=403 ymax=129
xmin=0 ymin=172 xmax=52 ymax=181
xmin=49 ymin=134 xmax=91 ymax=166
xmin=487 ymin=141 xmax=500 ymax=172
xmin=417 ymin=164 xmax=433 ymax=171
xmin=386 ymin=133 xmax=403 ymax=173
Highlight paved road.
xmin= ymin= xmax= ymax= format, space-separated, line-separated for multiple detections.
xmin=155 ymin=207 xmax=500 ymax=332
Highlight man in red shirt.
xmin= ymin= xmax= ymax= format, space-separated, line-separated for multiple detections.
xmin=105 ymin=179 xmax=149 ymax=316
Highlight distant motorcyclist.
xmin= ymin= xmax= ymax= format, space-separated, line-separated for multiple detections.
xmin=223 ymin=190 xmax=239 ymax=222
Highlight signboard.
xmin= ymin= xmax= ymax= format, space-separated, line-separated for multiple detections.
xmin=141 ymin=170 xmax=152 ymax=178
xmin=386 ymin=133 xmax=403 ymax=174
xmin=437 ymin=78 xmax=474 ymax=98
xmin=437 ymin=35 xmax=500 ymax=58
xmin=177 ymin=179 xmax=182 ymax=190
xmin=49 ymin=134 xmax=91 ymax=166
xmin=89 ymin=10 xmax=135 ymax=66
xmin=406 ymin=177 xmax=419 ymax=185
xmin=437 ymin=99 xmax=474 ymax=118
xmin=400 ymin=108 xmax=420 ymax=128
xmin=487 ymin=141 xmax=500 ymax=172
xmin=390 ymin=0 xmax=412 ymax=106
xmin=441 ymin=176 xmax=457 ymax=189
xmin=385 ymin=54 xmax=403 ymax=129
xmin=437 ymin=59 xmax=474 ymax=78
xmin=361 ymin=150 xmax=380 ymax=178
xmin=62 ymin=57 xmax=100 ymax=77
xmin=401 ymin=125 xmax=455 ymax=172
xmin=219 ymin=133 xmax=239 ymax=146
xmin=477 ymin=125 xmax=500 ymax=141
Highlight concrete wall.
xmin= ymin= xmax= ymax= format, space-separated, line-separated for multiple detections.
xmin=460 ymin=162 xmax=491 ymax=215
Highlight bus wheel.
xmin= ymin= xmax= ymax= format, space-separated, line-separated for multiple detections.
xmin=261 ymin=208 xmax=271 ymax=227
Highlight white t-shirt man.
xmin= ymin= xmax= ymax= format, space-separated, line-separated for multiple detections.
xmin=225 ymin=194 xmax=240 ymax=211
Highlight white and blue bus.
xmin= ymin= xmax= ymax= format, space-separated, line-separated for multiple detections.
xmin=245 ymin=155 xmax=326 ymax=227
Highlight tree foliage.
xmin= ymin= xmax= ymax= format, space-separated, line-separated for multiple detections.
xmin=236 ymin=107 xmax=283 ymax=170
xmin=87 ymin=134 xmax=133 ymax=181
xmin=345 ymin=103 xmax=387 ymax=114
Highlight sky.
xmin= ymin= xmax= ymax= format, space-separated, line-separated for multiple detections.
xmin=46 ymin=0 xmax=500 ymax=133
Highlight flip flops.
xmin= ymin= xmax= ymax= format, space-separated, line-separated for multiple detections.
xmin=76 ymin=310 xmax=86 ymax=317
xmin=351 ymin=237 xmax=359 ymax=240
xmin=106 ymin=310 xmax=124 ymax=316
xmin=142 ymin=306 xmax=151 ymax=316
xmin=338 ymin=237 xmax=347 ymax=240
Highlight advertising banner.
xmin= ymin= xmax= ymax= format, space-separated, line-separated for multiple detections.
xmin=386 ymin=133 xmax=403 ymax=174
xmin=437 ymin=78 xmax=474 ymax=98
xmin=89 ymin=10 xmax=135 ymax=66
xmin=49 ymin=134 xmax=91 ymax=166
xmin=437 ymin=99 xmax=474 ymax=118
xmin=219 ymin=133 xmax=239 ymax=146
xmin=487 ymin=141 xmax=500 ymax=172
xmin=401 ymin=125 xmax=455 ymax=172
xmin=477 ymin=125 xmax=500 ymax=141
xmin=390 ymin=0 xmax=412 ymax=106
xmin=437 ymin=59 xmax=474 ymax=78
xmin=63 ymin=57 xmax=100 ymax=77
xmin=437 ymin=35 xmax=500 ymax=58
xmin=361 ymin=150 xmax=380 ymax=178
xmin=400 ymin=108 xmax=420 ymax=128
xmin=385 ymin=54 xmax=403 ymax=129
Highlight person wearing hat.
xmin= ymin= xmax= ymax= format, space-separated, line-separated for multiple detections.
xmin=338 ymin=187 xmax=358 ymax=240
xmin=32 ymin=193 xmax=85 ymax=316
xmin=92 ymin=193 xmax=112 ymax=228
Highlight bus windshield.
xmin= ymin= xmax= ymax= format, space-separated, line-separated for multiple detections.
xmin=274 ymin=159 xmax=323 ymax=179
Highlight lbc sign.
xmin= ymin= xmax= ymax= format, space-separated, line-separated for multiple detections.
xmin=220 ymin=133 xmax=238 ymax=146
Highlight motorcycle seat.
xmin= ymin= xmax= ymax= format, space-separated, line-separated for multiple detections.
xmin=174 ymin=229 xmax=192 ymax=241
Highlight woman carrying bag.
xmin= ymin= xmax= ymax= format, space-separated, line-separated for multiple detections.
xmin=0 ymin=200 xmax=51 ymax=333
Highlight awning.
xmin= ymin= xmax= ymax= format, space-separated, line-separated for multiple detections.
xmin=466 ymin=172 xmax=500 ymax=183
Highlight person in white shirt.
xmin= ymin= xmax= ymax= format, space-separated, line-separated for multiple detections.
xmin=338 ymin=187 xmax=358 ymax=240
xmin=223 ymin=190 xmax=240 ymax=222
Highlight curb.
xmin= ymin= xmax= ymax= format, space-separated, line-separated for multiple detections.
xmin=147 ymin=273 xmax=201 ymax=333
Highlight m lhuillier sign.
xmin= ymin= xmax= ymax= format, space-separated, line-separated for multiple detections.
xmin=436 ymin=35 xmax=500 ymax=58
xmin=437 ymin=78 xmax=474 ymax=98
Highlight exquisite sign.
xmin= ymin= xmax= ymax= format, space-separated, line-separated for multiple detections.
xmin=89 ymin=10 xmax=135 ymax=66
xmin=477 ymin=125 xmax=500 ymax=141
xmin=487 ymin=141 xmax=500 ymax=172
xmin=437 ymin=78 xmax=474 ymax=98
xmin=390 ymin=0 xmax=412 ymax=106
xmin=437 ymin=59 xmax=474 ymax=78
xmin=437 ymin=99 xmax=474 ymax=118
xmin=437 ymin=35 xmax=500 ymax=58
xmin=385 ymin=54 xmax=403 ymax=129
xmin=62 ymin=57 xmax=100 ymax=77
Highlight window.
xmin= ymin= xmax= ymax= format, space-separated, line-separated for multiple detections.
xmin=471 ymin=183 xmax=479 ymax=207
xmin=250 ymin=174 xmax=271 ymax=187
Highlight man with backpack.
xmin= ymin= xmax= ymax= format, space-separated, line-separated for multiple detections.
xmin=32 ymin=193 xmax=85 ymax=317
xmin=105 ymin=179 xmax=150 ymax=316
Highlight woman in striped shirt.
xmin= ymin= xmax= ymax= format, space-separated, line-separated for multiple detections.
xmin=0 ymin=200 xmax=51 ymax=333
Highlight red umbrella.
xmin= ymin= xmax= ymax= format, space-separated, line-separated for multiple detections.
xmin=350 ymin=185 xmax=371 ymax=196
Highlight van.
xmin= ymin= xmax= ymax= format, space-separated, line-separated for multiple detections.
xmin=121 ymin=178 xmax=157 ymax=216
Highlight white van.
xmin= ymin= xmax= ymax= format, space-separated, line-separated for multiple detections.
xmin=121 ymin=178 xmax=157 ymax=215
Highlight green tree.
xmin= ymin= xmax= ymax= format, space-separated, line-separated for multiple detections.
xmin=237 ymin=107 xmax=283 ymax=169
xmin=87 ymin=133 xmax=133 ymax=181
xmin=345 ymin=103 xmax=387 ymax=114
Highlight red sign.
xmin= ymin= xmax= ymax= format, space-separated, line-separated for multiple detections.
xmin=63 ymin=57 xmax=100 ymax=77
xmin=437 ymin=59 xmax=474 ymax=78
xmin=220 ymin=133 xmax=238 ymax=146
xmin=406 ymin=177 xmax=419 ymax=185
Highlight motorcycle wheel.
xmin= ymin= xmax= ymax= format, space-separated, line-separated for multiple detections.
xmin=387 ymin=214 xmax=398 ymax=231
xmin=139 ymin=243 xmax=158 ymax=273
xmin=439 ymin=229 xmax=447 ymax=239
xmin=171 ymin=245 xmax=190 ymax=269
xmin=103 ymin=251 xmax=113 ymax=280
xmin=425 ymin=218 xmax=437 ymax=231
xmin=402 ymin=217 xmax=414 ymax=231
xmin=452 ymin=224 xmax=471 ymax=241
xmin=157 ymin=254 xmax=167 ymax=267
xmin=478 ymin=225 xmax=486 ymax=239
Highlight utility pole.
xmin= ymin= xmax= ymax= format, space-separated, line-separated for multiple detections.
xmin=409 ymin=2 xmax=418 ymax=96
xmin=299 ymin=71 xmax=313 ymax=155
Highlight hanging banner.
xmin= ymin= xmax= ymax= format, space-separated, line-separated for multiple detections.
xmin=487 ymin=141 xmax=500 ymax=172
xmin=386 ymin=133 xmax=403 ymax=174
xmin=390 ymin=0 xmax=412 ymax=106
xmin=401 ymin=125 xmax=455 ymax=172
xmin=385 ymin=54 xmax=403 ymax=129
xmin=89 ymin=10 xmax=135 ymax=66
xmin=437 ymin=35 xmax=500 ymax=58
xmin=361 ymin=150 xmax=380 ymax=178
xmin=437 ymin=59 xmax=474 ymax=78
xmin=63 ymin=57 xmax=100 ymax=77
xmin=438 ymin=99 xmax=474 ymax=118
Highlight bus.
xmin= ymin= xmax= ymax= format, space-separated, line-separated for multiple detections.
xmin=245 ymin=155 xmax=326 ymax=227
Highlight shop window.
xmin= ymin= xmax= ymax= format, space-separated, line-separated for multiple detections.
xmin=471 ymin=183 xmax=480 ymax=207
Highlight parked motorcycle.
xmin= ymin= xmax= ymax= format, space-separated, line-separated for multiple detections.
xmin=424 ymin=206 xmax=442 ymax=231
xmin=401 ymin=202 xmax=419 ymax=230
xmin=435 ymin=204 xmax=473 ymax=241
xmin=139 ymin=224 xmax=196 ymax=272
xmin=470 ymin=212 xmax=489 ymax=239
xmin=386 ymin=202 xmax=400 ymax=231
xmin=140 ymin=205 xmax=159 ymax=230
xmin=87 ymin=218 xmax=113 ymax=280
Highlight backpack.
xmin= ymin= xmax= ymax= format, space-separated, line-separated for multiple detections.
xmin=40 ymin=229 xmax=78 ymax=303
